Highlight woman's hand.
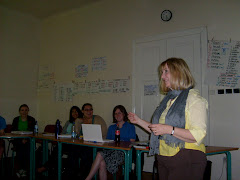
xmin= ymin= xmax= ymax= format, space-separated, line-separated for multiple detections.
xmin=148 ymin=124 xmax=172 ymax=136
xmin=128 ymin=112 xmax=140 ymax=125
xmin=128 ymin=112 xmax=152 ymax=133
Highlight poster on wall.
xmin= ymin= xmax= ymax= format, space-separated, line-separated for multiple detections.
xmin=37 ymin=65 xmax=55 ymax=90
xmin=73 ymin=81 xmax=86 ymax=95
xmin=112 ymin=79 xmax=130 ymax=93
xmin=144 ymin=84 xmax=158 ymax=96
xmin=206 ymin=40 xmax=240 ymax=87
xmin=53 ymin=82 xmax=73 ymax=102
xmin=92 ymin=56 xmax=107 ymax=71
xmin=99 ymin=80 xmax=113 ymax=93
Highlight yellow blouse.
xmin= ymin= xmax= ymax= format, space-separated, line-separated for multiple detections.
xmin=159 ymin=89 xmax=208 ymax=156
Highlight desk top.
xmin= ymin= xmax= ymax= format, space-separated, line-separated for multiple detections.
xmin=206 ymin=146 xmax=239 ymax=153
xmin=2 ymin=133 xmax=238 ymax=153
xmin=0 ymin=133 xmax=32 ymax=138
xmin=134 ymin=145 xmax=239 ymax=154
xmin=34 ymin=133 xmax=132 ymax=150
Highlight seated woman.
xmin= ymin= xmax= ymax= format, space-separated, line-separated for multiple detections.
xmin=78 ymin=103 xmax=108 ymax=178
xmin=81 ymin=103 xmax=107 ymax=138
xmin=12 ymin=104 xmax=36 ymax=178
xmin=85 ymin=105 xmax=136 ymax=180
xmin=37 ymin=106 xmax=83 ymax=175
xmin=62 ymin=105 xmax=83 ymax=136
xmin=0 ymin=116 xmax=6 ymax=160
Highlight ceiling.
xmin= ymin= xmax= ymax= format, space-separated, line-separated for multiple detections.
xmin=0 ymin=0 xmax=99 ymax=19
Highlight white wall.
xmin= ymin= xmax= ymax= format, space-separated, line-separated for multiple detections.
xmin=1 ymin=0 xmax=240 ymax=179
xmin=0 ymin=6 xmax=40 ymax=124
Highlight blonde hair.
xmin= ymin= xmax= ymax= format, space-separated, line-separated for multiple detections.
xmin=159 ymin=57 xmax=195 ymax=93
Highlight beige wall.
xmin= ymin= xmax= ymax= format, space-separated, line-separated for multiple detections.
xmin=39 ymin=0 xmax=240 ymax=128
xmin=1 ymin=0 xmax=240 ymax=179
xmin=0 ymin=6 xmax=40 ymax=124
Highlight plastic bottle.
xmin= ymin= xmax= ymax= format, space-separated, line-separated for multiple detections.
xmin=55 ymin=119 xmax=60 ymax=139
xmin=115 ymin=124 xmax=120 ymax=142
xmin=71 ymin=122 xmax=76 ymax=139
xmin=34 ymin=121 xmax=38 ymax=135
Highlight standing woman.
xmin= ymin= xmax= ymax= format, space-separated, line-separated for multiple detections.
xmin=12 ymin=104 xmax=36 ymax=177
xmin=128 ymin=58 xmax=208 ymax=180
xmin=85 ymin=105 xmax=136 ymax=180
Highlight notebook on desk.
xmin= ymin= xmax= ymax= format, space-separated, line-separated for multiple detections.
xmin=82 ymin=124 xmax=114 ymax=143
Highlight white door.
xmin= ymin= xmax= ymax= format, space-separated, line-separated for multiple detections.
xmin=132 ymin=27 xmax=208 ymax=172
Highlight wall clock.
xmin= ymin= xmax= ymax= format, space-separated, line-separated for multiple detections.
xmin=161 ymin=10 xmax=172 ymax=22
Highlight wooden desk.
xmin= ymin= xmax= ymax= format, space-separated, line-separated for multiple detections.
xmin=34 ymin=134 xmax=133 ymax=180
xmin=135 ymin=146 xmax=239 ymax=180
xmin=0 ymin=133 xmax=34 ymax=180
xmin=206 ymin=146 xmax=239 ymax=180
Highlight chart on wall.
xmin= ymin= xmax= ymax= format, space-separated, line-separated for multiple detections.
xmin=207 ymin=40 xmax=240 ymax=87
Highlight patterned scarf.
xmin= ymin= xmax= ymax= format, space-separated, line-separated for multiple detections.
xmin=149 ymin=87 xmax=192 ymax=156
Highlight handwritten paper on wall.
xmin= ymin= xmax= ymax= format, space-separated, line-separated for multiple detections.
xmin=72 ymin=79 xmax=129 ymax=95
xmin=207 ymin=40 xmax=240 ymax=87
xmin=38 ymin=65 xmax=54 ymax=90
xmin=53 ymin=83 xmax=73 ymax=102
xmin=75 ymin=65 xmax=88 ymax=78
xmin=92 ymin=56 xmax=107 ymax=71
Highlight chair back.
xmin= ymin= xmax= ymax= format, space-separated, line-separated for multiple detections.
xmin=4 ymin=124 xmax=12 ymax=133
xmin=44 ymin=124 xmax=63 ymax=134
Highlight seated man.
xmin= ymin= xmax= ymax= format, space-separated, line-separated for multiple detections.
xmin=0 ymin=116 xmax=6 ymax=160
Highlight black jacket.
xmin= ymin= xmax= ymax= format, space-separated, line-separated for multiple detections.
xmin=12 ymin=115 xmax=36 ymax=131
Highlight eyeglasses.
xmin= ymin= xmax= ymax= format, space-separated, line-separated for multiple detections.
xmin=84 ymin=109 xmax=93 ymax=111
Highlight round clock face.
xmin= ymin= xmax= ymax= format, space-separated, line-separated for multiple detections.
xmin=161 ymin=10 xmax=172 ymax=22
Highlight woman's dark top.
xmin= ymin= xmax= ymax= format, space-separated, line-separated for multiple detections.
xmin=12 ymin=116 xmax=36 ymax=131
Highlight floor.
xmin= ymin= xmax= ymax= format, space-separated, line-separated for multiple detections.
xmin=1 ymin=157 xmax=156 ymax=180
xmin=0 ymin=171 xmax=154 ymax=180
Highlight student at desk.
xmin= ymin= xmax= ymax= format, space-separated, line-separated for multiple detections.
xmin=81 ymin=103 xmax=107 ymax=138
xmin=128 ymin=58 xmax=208 ymax=180
xmin=85 ymin=105 xmax=136 ymax=180
xmin=37 ymin=106 xmax=83 ymax=176
xmin=78 ymin=103 xmax=108 ymax=178
xmin=12 ymin=104 xmax=36 ymax=178
xmin=0 ymin=116 xmax=6 ymax=160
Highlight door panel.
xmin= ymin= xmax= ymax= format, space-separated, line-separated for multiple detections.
xmin=134 ymin=40 xmax=165 ymax=141
xmin=167 ymin=34 xmax=202 ymax=93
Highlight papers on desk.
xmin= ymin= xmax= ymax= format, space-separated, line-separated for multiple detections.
xmin=11 ymin=131 xmax=33 ymax=135
xmin=42 ymin=133 xmax=55 ymax=136
xmin=132 ymin=140 xmax=149 ymax=149
xmin=42 ymin=133 xmax=71 ymax=138
xmin=58 ymin=134 xmax=71 ymax=138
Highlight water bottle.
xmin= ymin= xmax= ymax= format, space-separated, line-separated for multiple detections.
xmin=115 ymin=124 xmax=120 ymax=142
xmin=71 ymin=122 xmax=76 ymax=139
xmin=34 ymin=121 xmax=38 ymax=135
xmin=55 ymin=119 xmax=60 ymax=139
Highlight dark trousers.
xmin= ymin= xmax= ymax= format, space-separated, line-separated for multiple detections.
xmin=15 ymin=140 xmax=30 ymax=170
xmin=41 ymin=144 xmax=92 ymax=176
xmin=42 ymin=144 xmax=81 ymax=170
xmin=157 ymin=149 xmax=207 ymax=180
xmin=78 ymin=146 xmax=93 ymax=177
